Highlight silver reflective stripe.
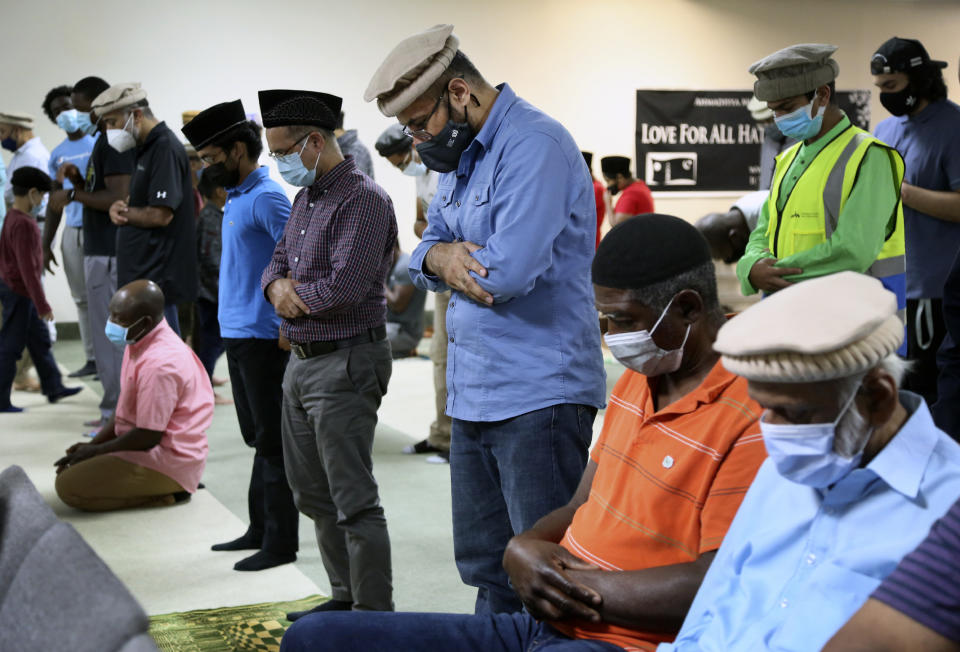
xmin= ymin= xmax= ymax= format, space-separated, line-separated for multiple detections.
xmin=867 ymin=255 xmax=905 ymax=278
xmin=823 ymin=132 xmax=873 ymax=237
xmin=916 ymin=298 xmax=936 ymax=351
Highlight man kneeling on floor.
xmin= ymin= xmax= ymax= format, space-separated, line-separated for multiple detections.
xmin=280 ymin=214 xmax=768 ymax=652
xmin=55 ymin=279 xmax=213 ymax=511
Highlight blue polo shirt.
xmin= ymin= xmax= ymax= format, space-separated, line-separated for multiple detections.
xmin=409 ymin=83 xmax=606 ymax=421
xmin=875 ymin=100 xmax=960 ymax=300
xmin=219 ymin=166 xmax=291 ymax=339
xmin=49 ymin=134 xmax=96 ymax=228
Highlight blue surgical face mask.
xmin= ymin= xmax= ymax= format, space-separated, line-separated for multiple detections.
xmin=401 ymin=156 xmax=428 ymax=177
xmin=104 ymin=316 xmax=146 ymax=347
xmin=774 ymin=97 xmax=826 ymax=141
xmin=759 ymin=386 xmax=869 ymax=488
xmin=76 ymin=111 xmax=97 ymax=136
xmin=603 ymin=295 xmax=690 ymax=377
xmin=56 ymin=109 xmax=82 ymax=134
xmin=277 ymin=137 xmax=322 ymax=187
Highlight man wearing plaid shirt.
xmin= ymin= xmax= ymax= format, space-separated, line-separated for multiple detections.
xmin=258 ymin=89 xmax=398 ymax=621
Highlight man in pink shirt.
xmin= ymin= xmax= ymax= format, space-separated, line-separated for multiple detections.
xmin=55 ymin=280 xmax=213 ymax=511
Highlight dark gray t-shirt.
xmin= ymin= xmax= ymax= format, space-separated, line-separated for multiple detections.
xmin=387 ymin=252 xmax=425 ymax=339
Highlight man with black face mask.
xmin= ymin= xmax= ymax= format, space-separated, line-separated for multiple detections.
xmin=364 ymin=25 xmax=606 ymax=615
xmin=181 ymin=99 xmax=299 ymax=572
xmin=873 ymin=37 xmax=960 ymax=407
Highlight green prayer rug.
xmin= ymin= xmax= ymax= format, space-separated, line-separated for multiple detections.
xmin=149 ymin=594 xmax=326 ymax=652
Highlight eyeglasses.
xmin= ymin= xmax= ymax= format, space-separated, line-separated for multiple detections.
xmin=267 ymin=133 xmax=309 ymax=160
xmin=402 ymin=94 xmax=444 ymax=141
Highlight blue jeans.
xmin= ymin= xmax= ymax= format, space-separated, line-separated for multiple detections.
xmin=0 ymin=283 xmax=66 ymax=408
xmin=280 ymin=611 xmax=625 ymax=652
xmin=452 ymin=404 xmax=596 ymax=614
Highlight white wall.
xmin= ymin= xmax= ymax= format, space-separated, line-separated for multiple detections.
xmin=3 ymin=0 xmax=958 ymax=322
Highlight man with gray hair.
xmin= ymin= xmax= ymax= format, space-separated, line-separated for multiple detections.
xmin=660 ymin=271 xmax=960 ymax=652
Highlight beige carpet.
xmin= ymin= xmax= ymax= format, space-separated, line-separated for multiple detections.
xmin=2 ymin=380 xmax=320 ymax=615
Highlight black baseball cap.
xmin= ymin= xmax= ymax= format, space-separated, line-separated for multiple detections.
xmin=871 ymin=37 xmax=948 ymax=75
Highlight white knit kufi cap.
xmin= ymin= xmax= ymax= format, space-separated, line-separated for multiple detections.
xmin=364 ymin=24 xmax=460 ymax=117
xmin=715 ymin=272 xmax=904 ymax=383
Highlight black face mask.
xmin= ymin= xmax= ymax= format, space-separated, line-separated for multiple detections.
xmin=880 ymin=84 xmax=919 ymax=117
xmin=415 ymin=99 xmax=475 ymax=173
xmin=204 ymin=160 xmax=240 ymax=188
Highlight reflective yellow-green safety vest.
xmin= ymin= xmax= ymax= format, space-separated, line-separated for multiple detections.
xmin=767 ymin=124 xmax=907 ymax=324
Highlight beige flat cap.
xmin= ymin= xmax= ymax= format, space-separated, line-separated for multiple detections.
xmin=91 ymin=82 xmax=148 ymax=116
xmin=0 ymin=112 xmax=35 ymax=129
xmin=364 ymin=24 xmax=460 ymax=117
xmin=749 ymin=43 xmax=839 ymax=102
xmin=715 ymin=272 xmax=903 ymax=383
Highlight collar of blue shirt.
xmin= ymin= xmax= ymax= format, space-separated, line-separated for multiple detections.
xmin=825 ymin=391 xmax=938 ymax=505
xmin=228 ymin=165 xmax=270 ymax=197
xmin=468 ymin=83 xmax=517 ymax=158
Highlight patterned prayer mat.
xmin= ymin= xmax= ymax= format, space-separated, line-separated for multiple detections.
xmin=149 ymin=595 xmax=326 ymax=652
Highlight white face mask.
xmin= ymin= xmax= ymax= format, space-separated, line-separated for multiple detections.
xmin=107 ymin=112 xmax=137 ymax=153
xmin=759 ymin=386 xmax=871 ymax=488
xmin=401 ymin=156 xmax=428 ymax=177
xmin=603 ymin=295 xmax=690 ymax=377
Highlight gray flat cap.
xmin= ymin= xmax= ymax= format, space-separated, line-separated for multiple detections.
xmin=749 ymin=44 xmax=839 ymax=102
xmin=91 ymin=82 xmax=148 ymax=116
xmin=364 ymin=24 xmax=460 ymax=117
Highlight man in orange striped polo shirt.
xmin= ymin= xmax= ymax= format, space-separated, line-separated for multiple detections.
xmin=281 ymin=214 xmax=767 ymax=652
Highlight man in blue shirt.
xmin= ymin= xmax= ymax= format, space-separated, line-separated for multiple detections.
xmin=182 ymin=100 xmax=298 ymax=572
xmin=661 ymin=272 xmax=960 ymax=652
xmin=872 ymin=38 xmax=960 ymax=406
xmin=365 ymin=25 xmax=606 ymax=614
xmin=39 ymin=84 xmax=98 ymax=378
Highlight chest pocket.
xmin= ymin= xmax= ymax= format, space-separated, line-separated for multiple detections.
xmin=789 ymin=209 xmax=826 ymax=255
xmin=460 ymin=183 xmax=492 ymax=246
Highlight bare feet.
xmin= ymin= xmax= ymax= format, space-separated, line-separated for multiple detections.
xmin=13 ymin=378 xmax=42 ymax=392
xmin=214 ymin=392 xmax=233 ymax=405
xmin=212 ymin=376 xmax=229 ymax=387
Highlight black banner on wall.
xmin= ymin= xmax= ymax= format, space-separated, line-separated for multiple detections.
xmin=635 ymin=90 xmax=871 ymax=192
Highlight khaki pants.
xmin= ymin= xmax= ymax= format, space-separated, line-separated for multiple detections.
xmin=55 ymin=454 xmax=185 ymax=512
xmin=428 ymin=291 xmax=452 ymax=450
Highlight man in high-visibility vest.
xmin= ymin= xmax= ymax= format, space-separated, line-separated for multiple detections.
xmin=736 ymin=44 xmax=907 ymax=344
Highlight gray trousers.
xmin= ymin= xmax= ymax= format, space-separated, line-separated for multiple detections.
xmin=62 ymin=227 xmax=94 ymax=361
xmin=281 ymin=339 xmax=394 ymax=611
xmin=83 ymin=256 xmax=122 ymax=420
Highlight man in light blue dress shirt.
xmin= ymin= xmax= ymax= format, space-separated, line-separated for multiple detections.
xmin=661 ymin=272 xmax=960 ymax=652
xmin=365 ymin=25 xmax=606 ymax=614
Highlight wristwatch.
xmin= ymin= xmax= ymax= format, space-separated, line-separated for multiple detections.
xmin=67 ymin=188 xmax=76 ymax=202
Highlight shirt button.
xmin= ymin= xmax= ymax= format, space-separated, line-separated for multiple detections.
xmin=442 ymin=195 xmax=447 ymax=201
xmin=456 ymin=200 xmax=461 ymax=207
xmin=294 ymin=257 xmax=299 ymax=262
xmin=300 ymin=230 xmax=306 ymax=235
xmin=449 ymin=302 xmax=455 ymax=308
xmin=806 ymin=553 xmax=817 ymax=565
xmin=449 ymin=336 xmax=454 ymax=343
xmin=474 ymin=194 xmax=479 ymax=200
xmin=228 ymin=221 xmax=234 ymax=226
xmin=662 ymin=455 xmax=674 ymax=469
xmin=780 ymin=598 xmax=789 ymax=609
xmin=309 ymin=202 xmax=314 ymax=208
xmin=228 ymin=199 xmax=232 ymax=204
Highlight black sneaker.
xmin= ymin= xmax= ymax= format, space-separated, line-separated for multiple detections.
xmin=401 ymin=438 xmax=443 ymax=455
xmin=48 ymin=387 xmax=83 ymax=404
xmin=68 ymin=360 xmax=98 ymax=378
